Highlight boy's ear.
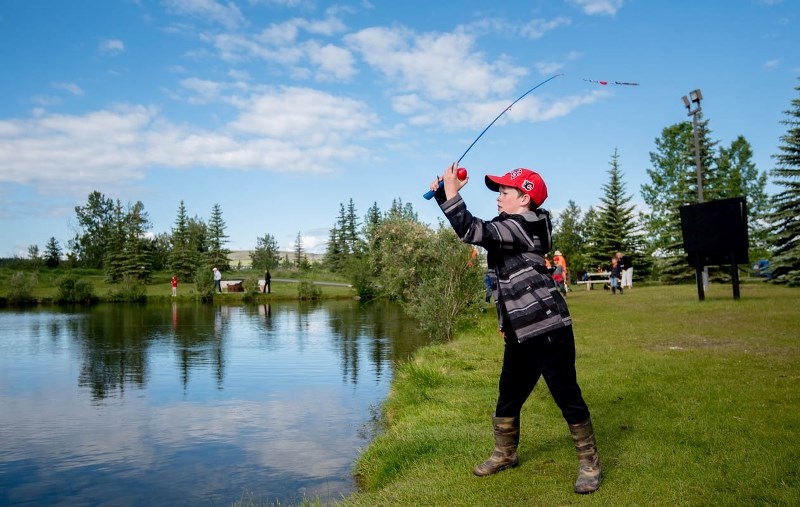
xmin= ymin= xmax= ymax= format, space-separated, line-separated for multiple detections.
xmin=520 ymin=193 xmax=531 ymax=207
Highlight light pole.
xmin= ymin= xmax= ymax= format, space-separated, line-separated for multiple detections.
xmin=682 ymin=89 xmax=703 ymax=202
xmin=682 ymin=89 xmax=708 ymax=294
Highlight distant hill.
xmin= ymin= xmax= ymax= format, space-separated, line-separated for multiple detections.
xmin=227 ymin=250 xmax=324 ymax=269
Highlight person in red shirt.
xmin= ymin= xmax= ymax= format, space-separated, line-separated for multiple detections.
xmin=171 ymin=276 xmax=178 ymax=297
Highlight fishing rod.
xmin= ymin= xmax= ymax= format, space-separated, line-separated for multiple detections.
xmin=424 ymin=73 xmax=564 ymax=199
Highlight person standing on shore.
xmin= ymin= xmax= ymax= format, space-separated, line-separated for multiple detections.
xmin=213 ymin=267 xmax=222 ymax=293
xmin=429 ymin=163 xmax=602 ymax=494
xmin=616 ymin=251 xmax=633 ymax=290
xmin=171 ymin=275 xmax=178 ymax=297
xmin=263 ymin=270 xmax=271 ymax=294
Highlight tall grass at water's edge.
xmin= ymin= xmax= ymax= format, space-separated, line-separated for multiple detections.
xmin=341 ymin=283 xmax=800 ymax=506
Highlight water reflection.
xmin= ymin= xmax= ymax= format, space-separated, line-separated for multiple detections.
xmin=0 ymin=301 xmax=429 ymax=506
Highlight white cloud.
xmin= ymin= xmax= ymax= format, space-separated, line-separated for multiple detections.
xmin=51 ymin=82 xmax=85 ymax=96
xmin=520 ymin=16 xmax=572 ymax=39
xmin=98 ymin=38 xmax=125 ymax=55
xmin=535 ymin=61 xmax=566 ymax=75
xmin=345 ymin=27 xmax=525 ymax=102
xmin=763 ymin=58 xmax=780 ymax=70
xmin=180 ymin=77 xmax=226 ymax=104
xmin=162 ymin=0 xmax=246 ymax=29
xmin=210 ymin=11 xmax=351 ymax=81
xmin=568 ymin=0 xmax=624 ymax=16
xmin=0 ymin=87 xmax=379 ymax=189
xmin=303 ymin=41 xmax=356 ymax=81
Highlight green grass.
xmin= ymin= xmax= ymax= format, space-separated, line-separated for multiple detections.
xmin=341 ymin=283 xmax=800 ymax=506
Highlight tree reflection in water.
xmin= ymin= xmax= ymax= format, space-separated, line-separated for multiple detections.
xmin=0 ymin=300 xmax=430 ymax=505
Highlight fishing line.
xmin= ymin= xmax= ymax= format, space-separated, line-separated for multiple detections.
xmin=424 ymin=73 xmax=564 ymax=199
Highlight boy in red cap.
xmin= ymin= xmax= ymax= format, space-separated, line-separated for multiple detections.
xmin=429 ymin=162 xmax=601 ymax=494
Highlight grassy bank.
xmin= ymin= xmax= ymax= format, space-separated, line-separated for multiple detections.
xmin=0 ymin=268 xmax=356 ymax=304
xmin=341 ymin=283 xmax=799 ymax=506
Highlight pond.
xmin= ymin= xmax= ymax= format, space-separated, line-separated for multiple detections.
xmin=0 ymin=301 xmax=431 ymax=506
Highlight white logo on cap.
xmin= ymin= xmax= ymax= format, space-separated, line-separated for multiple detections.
xmin=522 ymin=180 xmax=534 ymax=191
xmin=510 ymin=168 xmax=523 ymax=179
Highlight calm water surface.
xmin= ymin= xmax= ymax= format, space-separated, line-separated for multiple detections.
xmin=0 ymin=301 xmax=430 ymax=506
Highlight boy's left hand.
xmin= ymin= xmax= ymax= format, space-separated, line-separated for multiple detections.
xmin=442 ymin=162 xmax=468 ymax=199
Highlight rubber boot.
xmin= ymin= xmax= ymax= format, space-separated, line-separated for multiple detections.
xmin=473 ymin=415 xmax=520 ymax=476
xmin=569 ymin=418 xmax=602 ymax=493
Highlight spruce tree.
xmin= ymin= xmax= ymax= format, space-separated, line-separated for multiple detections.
xmin=44 ymin=237 xmax=62 ymax=268
xmin=121 ymin=201 xmax=151 ymax=281
xmin=363 ymin=202 xmax=382 ymax=244
xmin=766 ymin=79 xmax=800 ymax=285
xmin=344 ymin=198 xmax=362 ymax=255
xmin=169 ymin=201 xmax=194 ymax=280
xmin=585 ymin=150 xmax=639 ymax=270
xmin=715 ymin=136 xmax=769 ymax=255
xmin=206 ymin=203 xmax=230 ymax=270
xmin=552 ymin=200 xmax=586 ymax=272
xmin=293 ymin=231 xmax=306 ymax=268
xmin=104 ymin=200 xmax=127 ymax=283
xmin=641 ymin=122 xmax=704 ymax=283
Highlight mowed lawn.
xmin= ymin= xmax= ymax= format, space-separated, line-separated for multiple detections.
xmin=341 ymin=282 xmax=799 ymax=506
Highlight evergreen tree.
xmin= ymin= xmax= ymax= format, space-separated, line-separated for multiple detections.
xmin=363 ymin=201 xmax=382 ymax=244
xmin=251 ymin=233 xmax=280 ymax=271
xmin=584 ymin=150 xmax=639 ymax=270
xmin=293 ymin=231 xmax=305 ymax=267
xmin=766 ymin=79 xmax=800 ymax=285
xmin=206 ymin=203 xmax=230 ymax=270
xmin=148 ymin=232 xmax=172 ymax=272
xmin=44 ymin=237 xmax=62 ymax=268
xmin=105 ymin=200 xmax=151 ymax=282
xmin=716 ymin=136 xmax=770 ymax=256
xmin=104 ymin=200 xmax=127 ymax=282
xmin=344 ymin=198 xmax=362 ymax=255
xmin=121 ymin=200 xmax=151 ymax=281
xmin=187 ymin=216 xmax=209 ymax=262
xmin=323 ymin=225 xmax=344 ymax=272
xmin=169 ymin=201 xmax=195 ymax=280
xmin=552 ymin=200 xmax=586 ymax=272
xmin=641 ymin=122 xmax=705 ymax=283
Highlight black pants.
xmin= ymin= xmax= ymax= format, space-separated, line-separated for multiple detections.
xmin=495 ymin=325 xmax=590 ymax=425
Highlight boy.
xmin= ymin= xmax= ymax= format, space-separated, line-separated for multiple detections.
xmin=609 ymin=257 xmax=623 ymax=295
xmin=429 ymin=163 xmax=601 ymax=494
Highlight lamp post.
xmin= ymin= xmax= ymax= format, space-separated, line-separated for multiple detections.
xmin=682 ymin=89 xmax=703 ymax=203
xmin=681 ymin=89 xmax=708 ymax=296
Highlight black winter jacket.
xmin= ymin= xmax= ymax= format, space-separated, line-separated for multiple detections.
xmin=438 ymin=193 xmax=572 ymax=343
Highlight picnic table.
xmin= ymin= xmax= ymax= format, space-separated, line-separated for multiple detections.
xmin=576 ymin=272 xmax=611 ymax=291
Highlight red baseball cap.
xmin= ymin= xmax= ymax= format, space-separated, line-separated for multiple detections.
xmin=485 ymin=168 xmax=548 ymax=207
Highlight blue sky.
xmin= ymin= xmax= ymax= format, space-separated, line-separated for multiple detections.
xmin=1 ymin=0 xmax=798 ymax=256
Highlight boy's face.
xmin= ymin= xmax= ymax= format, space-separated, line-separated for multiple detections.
xmin=496 ymin=185 xmax=531 ymax=214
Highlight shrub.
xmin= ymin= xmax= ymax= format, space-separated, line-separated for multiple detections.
xmin=105 ymin=276 xmax=146 ymax=302
xmin=242 ymin=275 xmax=261 ymax=303
xmin=193 ymin=266 xmax=215 ymax=301
xmin=56 ymin=275 xmax=96 ymax=304
xmin=7 ymin=271 xmax=37 ymax=305
xmin=298 ymin=281 xmax=322 ymax=301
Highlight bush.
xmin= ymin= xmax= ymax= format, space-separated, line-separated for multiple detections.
xmin=367 ymin=218 xmax=484 ymax=341
xmin=242 ymin=275 xmax=262 ymax=303
xmin=56 ymin=275 xmax=96 ymax=304
xmin=7 ymin=271 xmax=37 ymax=305
xmin=105 ymin=276 xmax=146 ymax=302
xmin=193 ymin=266 xmax=215 ymax=301
xmin=298 ymin=281 xmax=322 ymax=301
xmin=403 ymin=227 xmax=485 ymax=341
